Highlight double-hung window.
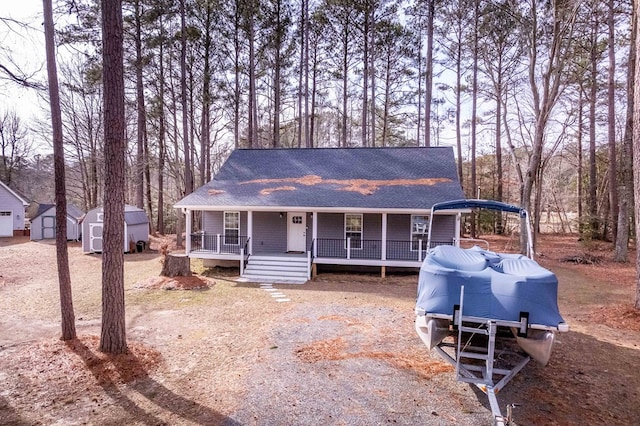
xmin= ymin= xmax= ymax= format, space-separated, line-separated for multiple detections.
xmin=345 ymin=214 xmax=362 ymax=249
xmin=224 ymin=211 xmax=240 ymax=245
xmin=411 ymin=215 xmax=429 ymax=251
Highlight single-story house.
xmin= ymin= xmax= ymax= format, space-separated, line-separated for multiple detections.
xmin=175 ymin=147 xmax=467 ymax=283
xmin=82 ymin=204 xmax=150 ymax=253
xmin=29 ymin=202 xmax=84 ymax=241
xmin=0 ymin=180 xmax=29 ymax=237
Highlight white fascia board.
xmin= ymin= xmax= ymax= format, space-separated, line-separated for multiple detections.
xmin=174 ymin=204 xmax=462 ymax=216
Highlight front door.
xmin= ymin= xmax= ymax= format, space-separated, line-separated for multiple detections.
xmin=287 ymin=212 xmax=306 ymax=252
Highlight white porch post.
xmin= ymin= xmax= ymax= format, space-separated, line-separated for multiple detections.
xmin=312 ymin=211 xmax=318 ymax=257
xmin=347 ymin=237 xmax=351 ymax=260
xmin=381 ymin=213 xmax=387 ymax=261
xmin=455 ymin=212 xmax=461 ymax=247
xmin=185 ymin=208 xmax=192 ymax=254
xmin=247 ymin=210 xmax=253 ymax=254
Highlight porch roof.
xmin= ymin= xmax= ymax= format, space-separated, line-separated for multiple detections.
xmin=176 ymin=147 xmax=464 ymax=211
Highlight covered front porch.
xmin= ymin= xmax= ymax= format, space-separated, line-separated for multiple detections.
xmin=182 ymin=208 xmax=460 ymax=281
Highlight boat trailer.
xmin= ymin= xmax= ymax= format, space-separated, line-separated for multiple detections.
xmin=417 ymin=286 xmax=548 ymax=425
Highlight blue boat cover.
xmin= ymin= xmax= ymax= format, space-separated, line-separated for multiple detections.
xmin=416 ymin=245 xmax=565 ymax=327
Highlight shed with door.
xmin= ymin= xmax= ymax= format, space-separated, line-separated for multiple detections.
xmin=30 ymin=202 xmax=84 ymax=241
xmin=82 ymin=204 xmax=149 ymax=253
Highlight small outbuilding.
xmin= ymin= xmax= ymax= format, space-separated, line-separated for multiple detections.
xmin=82 ymin=204 xmax=150 ymax=254
xmin=29 ymin=203 xmax=84 ymax=241
xmin=0 ymin=180 xmax=29 ymax=237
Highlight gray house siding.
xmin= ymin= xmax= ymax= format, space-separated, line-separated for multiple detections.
xmin=203 ymin=211 xmax=223 ymax=234
xmin=252 ymin=212 xmax=286 ymax=254
xmin=430 ymin=215 xmax=456 ymax=244
xmin=199 ymin=210 xmax=248 ymax=253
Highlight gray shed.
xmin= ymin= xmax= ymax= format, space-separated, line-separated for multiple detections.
xmin=82 ymin=204 xmax=150 ymax=253
xmin=30 ymin=203 xmax=84 ymax=241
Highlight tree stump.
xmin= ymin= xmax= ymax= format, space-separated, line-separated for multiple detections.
xmin=161 ymin=253 xmax=192 ymax=277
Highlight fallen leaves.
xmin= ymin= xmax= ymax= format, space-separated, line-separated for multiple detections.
xmin=134 ymin=275 xmax=213 ymax=290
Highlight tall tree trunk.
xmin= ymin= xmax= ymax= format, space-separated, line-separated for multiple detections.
xmin=178 ymin=0 xmax=193 ymax=248
xmin=248 ymin=10 xmax=257 ymax=148
xmin=382 ymin=54 xmax=391 ymax=147
xmin=577 ymin=86 xmax=583 ymax=233
xmin=303 ymin=0 xmax=310 ymax=148
xmin=272 ymin=0 xmax=282 ymax=149
xmin=416 ymin=15 xmax=422 ymax=146
xmin=615 ymin=8 xmax=635 ymax=262
xmin=607 ymin=0 xmax=618 ymax=243
xmin=157 ymin=17 xmax=166 ymax=235
xmin=424 ymin=0 xmax=434 ymax=147
xmin=341 ymin=29 xmax=348 ymax=147
xmin=134 ymin=0 xmax=145 ymax=209
xmin=362 ymin=9 xmax=369 ymax=147
xmin=370 ymin=9 xmax=376 ymax=148
xmin=470 ymin=0 xmax=479 ymax=238
xmin=310 ymin=37 xmax=318 ymax=148
xmin=632 ymin=0 xmax=640 ymax=310
xmin=200 ymin=1 xmax=212 ymax=185
xmin=43 ymin=0 xmax=76 ymax=342
xmin=234 ymin=1 xmax=241 ymax=149
xmin=495 ymin=59 xmax=503 ymax=234
xmin=588 ymin=15 xmax=599 ymax=239
xmin=100 ymin=0 xmax=127 ymax=354
xmin=297 ymin=0 xmax=305 ymax=148
xmin=180 ymin=0 xmax=193 ymax=195
xmin=455 ymin=41 xmax=463 ymax=187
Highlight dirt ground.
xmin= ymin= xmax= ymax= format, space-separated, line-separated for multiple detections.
xmin=0 ymin=234 xmax=639 ymax=425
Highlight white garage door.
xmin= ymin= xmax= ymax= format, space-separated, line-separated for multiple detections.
xmin=0 ymin=211 xmax=12 ymax=237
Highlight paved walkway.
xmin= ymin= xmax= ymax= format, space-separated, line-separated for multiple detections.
xmin=259 ymin=283 xmax=290 ymax=302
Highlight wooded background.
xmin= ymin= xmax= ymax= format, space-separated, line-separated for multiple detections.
xmin=0 ymin=0 xmax=634 ymax=256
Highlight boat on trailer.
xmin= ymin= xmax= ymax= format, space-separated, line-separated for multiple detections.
xmin=414 ymin=200 xmax=568 ymax=425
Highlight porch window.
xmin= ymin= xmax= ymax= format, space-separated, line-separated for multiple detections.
xmin=345 ymin=214 xmax=362 ymax=249
xmin=411 ymin=215 xmax=429 ymax=251
xmin=224 ymin=211 xmax=240 ymax=245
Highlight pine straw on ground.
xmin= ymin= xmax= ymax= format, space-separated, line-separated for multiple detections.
xmin=586 ymin=303 xmax=640 ymax=332
xmin=4 ymin=335 xmax=163 ymax=387
xmin=134 ymin=275 xmax=214 ymax=290
xmin=295 ymin=336 xmax=453 ymax=380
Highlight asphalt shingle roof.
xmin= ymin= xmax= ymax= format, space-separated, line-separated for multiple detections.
xmin=31 ymin=203 xmax=84 ymax=220
xmin=175 ymin=147 xmax=464 ymax=211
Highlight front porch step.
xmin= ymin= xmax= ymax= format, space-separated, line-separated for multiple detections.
xmin=241 ymin=255 xmax=310 ymax=284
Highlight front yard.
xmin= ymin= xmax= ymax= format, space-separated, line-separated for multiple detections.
xmin=0 ymin=235 xmax=638 ymax=425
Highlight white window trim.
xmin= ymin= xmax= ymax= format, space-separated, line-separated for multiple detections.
xmin=410 ymin=214 xmax=429 ymax=252
xmin=344 ymin=213 xmax=363 ymax=250
xmin=223 ymin=211 xmax=240 ymax=245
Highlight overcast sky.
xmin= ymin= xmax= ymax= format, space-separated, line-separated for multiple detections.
xmin=1 ymin=1 xmax=51 ymax=152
